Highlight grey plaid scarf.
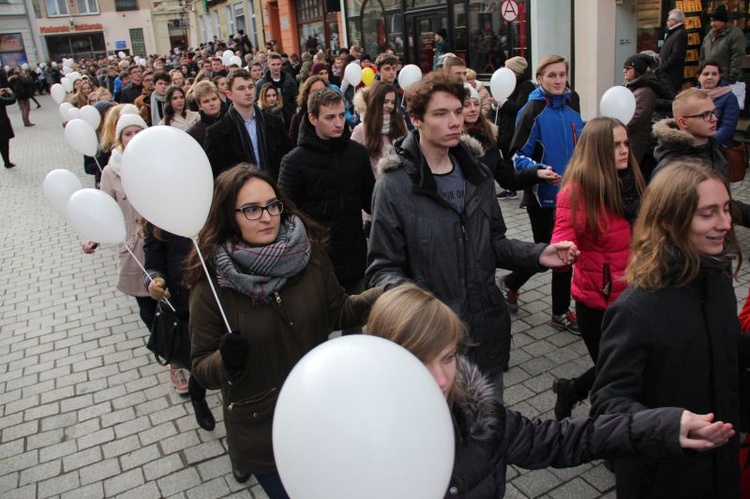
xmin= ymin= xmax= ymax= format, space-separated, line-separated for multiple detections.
xmin=215 ymin=215 xmax=311 ymax=303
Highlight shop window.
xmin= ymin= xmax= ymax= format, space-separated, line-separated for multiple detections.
xmin=44 ymin=0 xmax=68 ymax=16
xmin=459 ymin=0 xmax=527 ymax=74
xmin=226 ymin=6 xmax=234 ymax=36
xmin=76 ymin=0 xmax=99 ymax=15
xmin=361 ymin=0 xmax=386 ymax=56
xmin=297 ymin=0 xmax=325 ymax=51
xmin=115 ymin=0 xmax=138 ymax=11
xmin=130 ymin=28 xmax=146 ymax=56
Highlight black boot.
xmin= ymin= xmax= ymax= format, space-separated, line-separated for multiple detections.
xmin=552 ymin=378 xmax=581 ymax=420
xmin=191 ymin=397 xmax=215 ymax=431
xmin=232 ymin=459 xmax=250 ymax=483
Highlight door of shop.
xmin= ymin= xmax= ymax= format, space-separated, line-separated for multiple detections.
xmin=406 ymin=12 xmax=446 ymax=74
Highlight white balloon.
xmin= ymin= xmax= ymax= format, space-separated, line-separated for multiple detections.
xmin=80 ymin=105 xmax=101 ymax=129
xmin=61 ymin=76 xmax=73 ymax=92
xmin=51 ymin=61 xmax=58 ymax=68
xmin=273 ymin=335 xmax=455 ymax=499
xmin=43 ymin=169 xmax=83 ymax=217
xmin=58 ymin=102 xmax=74 ymax=121
xmin=600 ymin=85 xmax=637 ymax=125
xmin=66 ymin=188 xmax=126 ymax=244
xmin=61 ymin=66 xmax=71 ymax=76
xmin=67 ymin=107 xmax=81 ymax=121
xmin=397 ymin=64 xmax=422 ymax=91
xmin=51 ymin=83 xmax=67 ymax=104
xmin=343 ymin=63 xmax=363 ymax=87
xmin=137 ymin=59 xmax=146 ymax=67
xmin=68 ymin=71 xmax=81 ymax=81
xmin=108 ymin=55 xmax=114 ymax=60
xmin=120 ymin=127 xmax=214 ymax=238
xmin=3 ymin=65 xmax=9 ymax=72
xmin=490 ymin=67 xmax=517 ymax=102
xmin=21 ymin=63 xmax=29 ymax=71
xmin=118 ymin=51 xmax=126 ymax=58
xmin=63 ymin=58 xmax=74 ymax=68
xmin=228 ymin=55 xmax=242 ymax=67
xmin=40 ymin=62 xmax=47 ymax=69
xmin=64 ymin=119 xmax=98 ymax=157
xmin=222 ymin=49 xmax=234 ymax=65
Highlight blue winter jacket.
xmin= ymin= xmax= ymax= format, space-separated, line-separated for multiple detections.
xmin=511 ymin=87 xmax=583 ymax=208
xmin=706 ymin=80 xmax=740 ymax=149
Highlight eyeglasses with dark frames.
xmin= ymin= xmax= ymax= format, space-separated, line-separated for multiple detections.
xmin=682 ymin=109 xmax=719 ymax=122
xmin=235 ymin=200 xmax=284 ymax=220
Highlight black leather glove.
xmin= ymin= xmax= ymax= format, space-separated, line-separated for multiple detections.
xmin=220 ymin=331 xmax=250 ymax=380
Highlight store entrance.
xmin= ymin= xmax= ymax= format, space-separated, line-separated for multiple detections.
xmin=406 ymin=11 xmax=447 ymax=74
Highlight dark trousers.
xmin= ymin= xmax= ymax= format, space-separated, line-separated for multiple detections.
xmin=255 ymin=472 xmax=290 ymax=499
xmin=504 ymin=197 xmax=572 ymax=316
xmin=572 ymin=301 xmax=605 ymax=398
xmin=0 ymin=137 xmax=10 ymax=166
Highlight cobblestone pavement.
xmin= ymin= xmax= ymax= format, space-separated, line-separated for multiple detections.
xmin=2 ymin=96 xmax=750 ymax=499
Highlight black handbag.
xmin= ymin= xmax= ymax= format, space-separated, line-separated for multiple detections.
xmin=146 ymin=302 xmax=191 ymax=369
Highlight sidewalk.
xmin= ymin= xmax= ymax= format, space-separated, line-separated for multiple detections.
xmin=1 ymin=95 xmax=749 ymax=499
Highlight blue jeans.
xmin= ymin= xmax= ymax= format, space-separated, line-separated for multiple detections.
xmin=255 ymin=472 xmax=290 ymax=499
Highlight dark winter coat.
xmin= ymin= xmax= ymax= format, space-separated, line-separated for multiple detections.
xmin=119 ymin=83 xmax=144 ymax=104
xmin=495 ymin=75 xmax=535 ymax=158
xmin=658 ymin=23 xmax=687 ymax=94
xmin=624 ymin=72 xmax=673 ymax=164
xmin=189 ymin=247 xmax=382 ymax=474
xmin=0 ymin=88 xmax=16 ymax=142
xmin=449 ymin=357 xmax=689 ymax=498
xmin=204 ymin=105 xmax=291 ymax=180
xmin=254 ymin=70 xmax=298 ymax=123
xmin=699 ymin=81 xmax=740 ymax=148
xmin=186 ymin=111 xmax=221 ymax=149
xmin=143 ymin=225 xmax=193 ymax=315
xmin=652 ymin=118 xmax=729 ymax=181
xmin=367 ymin=132 xmax=546 ymax=377
xmin=461 ymin=132 xmax=538 ymax=192
xmin=590 ymin=263 xmax=743 ymax=499
xmin=278 ymin=118 xmax=375 ymax=288
xmin=700 ymin=25 xmax=746 ymax=84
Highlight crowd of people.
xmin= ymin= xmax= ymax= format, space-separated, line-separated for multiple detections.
xmin=2 ymin=3 xmax=750 ymax=497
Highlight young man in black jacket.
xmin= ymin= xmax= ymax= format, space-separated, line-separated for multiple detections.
xmin=278 ymin=88 xmax=374 ymax=293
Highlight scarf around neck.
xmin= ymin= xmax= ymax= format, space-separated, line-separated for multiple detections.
xmin=214 ymin=215 xmax=311 ymax=303
xmin=703 ymin=85 xmax=732 ymax=101
xmin=150 ymin=92 xmax=166 ymax=127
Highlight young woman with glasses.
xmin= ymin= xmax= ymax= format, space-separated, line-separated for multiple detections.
xmin=186 ymin=164 xmax=383 ymax=497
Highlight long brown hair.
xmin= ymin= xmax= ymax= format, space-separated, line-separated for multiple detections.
xmin=561 ymin=117 xmax=645 ymax=240
xmin=184 ymin=164 xmax=328 ymax=286
xmin=362 ymin=81 xmax=408 ymax=157
xmin=626 ymin=161 xmax=740 ymax=290
xmin=366 ymin=284 xmax=466 ymax=405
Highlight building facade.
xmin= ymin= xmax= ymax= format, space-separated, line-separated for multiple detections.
xmin=189 ymin=0 xmax=264 ymax=51
xmin=1 ymin=0 xmax=40 ymax=66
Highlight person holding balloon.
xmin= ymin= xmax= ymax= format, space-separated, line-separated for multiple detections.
xmin=364 ymin=283 xmax=736 ymax=498
xmin=82 ymin=113 xmax=160 ymax=370
xmin=187 ymin=164 xmax=383 ymax=495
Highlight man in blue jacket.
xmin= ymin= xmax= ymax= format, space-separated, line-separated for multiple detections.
xmin=500 ymin=54 xmax=583 ymax=334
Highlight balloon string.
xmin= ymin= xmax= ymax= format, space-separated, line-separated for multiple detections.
xmin=93 ymin=155 xmax=103 ymax=173
xmin=123 ymin=245 xmax=176 ymax=313
xmin=192 ymin=237 xmax=232 ymax=334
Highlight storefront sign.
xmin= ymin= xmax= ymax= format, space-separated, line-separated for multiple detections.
xmin=0 ymin=33 xmax=24 ymax=53
xmin=115 ymin=40 xmax=127 ymax=49
xmin=40 ymin=23 xmax=103 ymax=34
xmin=501 ymin=0 xmax=518 ymax=22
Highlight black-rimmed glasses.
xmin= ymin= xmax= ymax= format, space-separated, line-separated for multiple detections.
xmin=682 ymin=109 xmax=719 ymax=122
xmin=235 ymin=200 xmax=284 ymax=220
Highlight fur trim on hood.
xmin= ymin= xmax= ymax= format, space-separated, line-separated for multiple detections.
xmin=652 ymin=118 xmax=701 ymax=149
xmin=376 ymin=133 xmax=484 ymax=176
xmin=454 ymin=356 xmax=498 ymax=442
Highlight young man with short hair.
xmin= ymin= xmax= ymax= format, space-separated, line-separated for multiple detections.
xmin=210 ymin=57 xmax=227 ymax=78
xmin=367 ymin=71 xmax=576 ymax=397
xmin=254 ymin=52 xmax=298 ymax=123
xmin=278 ymin=88 xmax=375 ymax=293
xmin=119 ymin=65 xmax=145 ymax=103
xmin=186 ymin=81 xmax=225 ymax=148
xmin=134 ymin=70 xmax=157 ymax=124
xmin=652 ymin=88 xmax=728 ymax=180
xmin=204 ymin=68 xmax=291 ymax=179
xmin=140 ymin=71 xmax=171 ymax=126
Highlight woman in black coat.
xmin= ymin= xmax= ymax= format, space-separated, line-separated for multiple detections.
xmin=591 ymin=161 xmax=745 ymax=499
xmin=143 ymin=224 xmax=215 ymax=432
xmin=365 ymin=283 xmax=735 ymax=498
xmin=0 ymin=77 xmax=16 ymax=168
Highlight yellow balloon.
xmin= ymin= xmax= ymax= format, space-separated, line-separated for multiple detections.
xmin=362 ymin=67 xmax=376 ymax=86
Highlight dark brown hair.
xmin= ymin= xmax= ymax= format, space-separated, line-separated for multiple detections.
xmin=307 ymin=87 xmax=343 ymax=117
xmin=363 ymin=81 xmax=407 ymax=157
xmin=405 ymin=71 xmax=467 ymax=121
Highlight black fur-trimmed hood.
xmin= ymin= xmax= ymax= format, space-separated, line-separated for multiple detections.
xmin=453 ymin=356 xmax=498 ymax=442
xmin=377 ymin=132 xmax=484 ymax=176
xmin=652 ymin=117 xmax=701 ymax=149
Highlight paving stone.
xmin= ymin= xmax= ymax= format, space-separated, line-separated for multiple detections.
xmin=183 ymin=440 xmax=225 ymax=464
xmin=157 ymin=468 xmax=201 ymax=497
xmin=101 ymin=434 xmax=141 ymax=460
xmin=63 ymin=446 xmax=103 ymax=473
xmin=103 ymin=468 xmax=145 ymax=496
xmin=138 ymin=421 xmax=178 ymax=446
xmin=37 ymin=470 xmax=80 ymax=498
xmin=185 ymin=476 xmax=231 ymax=498
xmin=143 ymin=454 xmax=185 ymax=481
xmin=79 ymin=457 xmax=121 ymax=485
xmin=120 ymin=444 xmax=162 ymax=472
xmin=19 ymin=460 xmax=62 ymax=486
xmin=60 ymin=482 xmax=104 ymax=499
xmin=26 ymin=428 xmax=64 ymax=450
xmin=160 ymin=431 xmax=201 ymax=456
xmin=114 ymin=481 xmax=162 ymax=499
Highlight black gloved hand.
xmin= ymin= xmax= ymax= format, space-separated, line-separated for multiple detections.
xmin=220 ymin=331 xmax=250 ymax=380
